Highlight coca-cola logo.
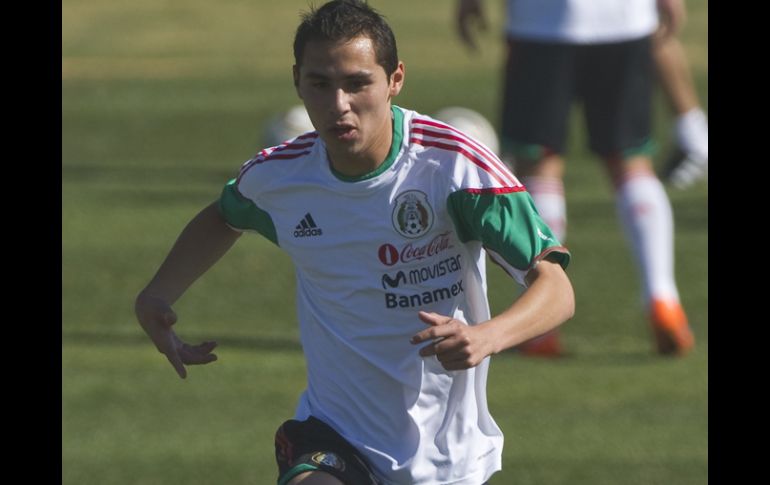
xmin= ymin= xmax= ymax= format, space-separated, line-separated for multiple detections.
xmin=377 ymin=231 xmax=454 ymax=266
xmin=378 ymin=244 xmax=400 ymax=266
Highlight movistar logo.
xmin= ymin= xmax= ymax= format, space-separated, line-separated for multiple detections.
xmin=382 ymin=271 xmax=407 ymax=289
xmin=294 ymin=213 xmax=323 ymax=237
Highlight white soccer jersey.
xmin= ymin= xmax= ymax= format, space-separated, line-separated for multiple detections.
xmin=506 ymin=0 xmax=659 ymax=43
xmin=219 ymin=106 xmax=570 ymax=484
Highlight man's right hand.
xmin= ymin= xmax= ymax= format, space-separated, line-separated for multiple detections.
xmin=456 ymin=0 xmax=487 ymax=51
xmin=134 ymin=292 xmax=218 ymax=379
xmin=656 ymin=0 xmax=687 ymax=39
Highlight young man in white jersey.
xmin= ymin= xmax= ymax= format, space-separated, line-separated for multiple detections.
xmin=134 ymin=1 xmax=574 ymax=484
xmin=456 ymin=0 xmax=697 ymax=357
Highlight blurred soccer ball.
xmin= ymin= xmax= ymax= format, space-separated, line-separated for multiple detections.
xmin=263 ymin=105 xmax=315 ymax=147
xmin=432 ymin=106 xmax=500 ymax=156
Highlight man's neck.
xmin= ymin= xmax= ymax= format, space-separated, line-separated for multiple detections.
xmin=328 ymin=113 xmax=393 ymax=178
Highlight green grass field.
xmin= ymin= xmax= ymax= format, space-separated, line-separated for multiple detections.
xmin=62 ymin=1 xmax=708 ymax=483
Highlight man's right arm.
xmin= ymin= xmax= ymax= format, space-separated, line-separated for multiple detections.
xmin=135 ymin=200 xmax=242 ymax=378
xmin=138 ymin=201 xmax=242 ymax=305
xmin=456 ymin=0 xmax=487 ymax=51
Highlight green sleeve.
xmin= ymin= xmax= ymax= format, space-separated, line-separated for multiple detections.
xmin=218 ymin=179 xmax=278 ymax=246
xmin=447 ymin=189 xmax=570 ymax=271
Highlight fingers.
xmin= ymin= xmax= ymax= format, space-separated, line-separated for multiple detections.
xmin=411 ymin=312 xmax=486 ymax=370
xmin=193 ymin=340 xmax=218 ymax=353
xmin=437 ymin=358 xmax=477 ymax=371
xmin=164 ymin=346 xmax=188 ymax=379
xmin=179 ymin=341 xmax=219 ymax=366
xmin=419 ymin=336 xmax=482 ymax=370
xmin=161 ymin=340 xmax=219 ymax=379
xmin=411 ymin=316 xmax=463 ymax=357
xmin=418 ymin=333 xmax=468 ymax=358
xmin=411 ymin=312 xmax=454 ymax=344
xmin=415 ymin=337 xmax=448 ymax=359
xmin=417 ymin=310 xmax=451 ymax=326
xmin=135 ymin=293 xmax=217 ymax=378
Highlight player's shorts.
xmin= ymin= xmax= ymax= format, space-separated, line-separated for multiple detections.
xmin=274 ymin=416 xmax=382 ymax=485
xmin=501 ymin=35 xmax=655 ymax=162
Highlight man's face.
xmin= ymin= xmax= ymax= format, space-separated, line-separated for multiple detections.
xmin=294 ymin=36 xmax=404 ymax=166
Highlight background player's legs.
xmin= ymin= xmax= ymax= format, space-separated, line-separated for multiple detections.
xmin=584 ymin=37 xmax=694 ymax=356
xmin=605 ymin=156 xmax=694 ymax=355
xmin=500 ymin=39 xmax=575 ymax=357
xmin=519 ymin=155 xmax=567 ymax=242
xmin=653 ymin=34 xmax=708 ymax=189
xmin=515 ymin=154 xmax=566 ymax=357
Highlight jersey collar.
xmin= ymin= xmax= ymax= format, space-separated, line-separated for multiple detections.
xmin=329 ymin=105 xmax=404 ymax=183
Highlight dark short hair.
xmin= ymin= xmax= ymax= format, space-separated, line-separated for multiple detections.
xmin=293 ymin=0 xmax=399 ymax=76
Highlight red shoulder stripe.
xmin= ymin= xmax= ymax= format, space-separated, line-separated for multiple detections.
xmin=462 ymin=187 xmax=527 ymax=195
xmin=412 ymin=118 xmax=518 ymax=186
xmin=413 ymin=119 xmax=498 ymax=160
xmin=411 ymin=137 xmax=512 ymax=187
xmin=236 ymin=135 xmax=317 ymax=184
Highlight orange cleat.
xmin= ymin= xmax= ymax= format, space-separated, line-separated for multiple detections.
xmin=649 ymin=299 xmax=695 ymax=356
xmin=516 ymin=329 xmax=563 ymax=357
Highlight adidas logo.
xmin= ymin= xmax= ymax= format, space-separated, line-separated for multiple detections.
xmin=293 ymin=213 xmax=323 ymax=238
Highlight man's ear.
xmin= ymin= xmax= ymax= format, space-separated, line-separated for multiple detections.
xmin=389 ymin=61 xmax=405 ymax=97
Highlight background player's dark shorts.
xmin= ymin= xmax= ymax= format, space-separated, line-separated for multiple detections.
xmin=274 ymin=416 xmax=381 ymax=485
xmin=501 ymin=35 xmax=654 ymax=160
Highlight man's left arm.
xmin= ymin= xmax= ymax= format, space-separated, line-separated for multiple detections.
xmin=411 ymin=257 xmax=574 ymax=371
xmin=412 ymin=185 xmax=574 ymax=370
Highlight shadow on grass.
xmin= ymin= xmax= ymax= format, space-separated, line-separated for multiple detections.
xmin=491 ymin=347 xmax=670 ymax=367
xmin=63 ymin=330 xmax=302 ymax=352
xmin=64 ymin=330 xmax=700 ymax=366
xmin=63 ymin=162 xmax=235 ymax=184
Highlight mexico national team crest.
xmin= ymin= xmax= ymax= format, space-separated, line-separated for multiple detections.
xmin=392 ymin=190 xmax=434 ymax=239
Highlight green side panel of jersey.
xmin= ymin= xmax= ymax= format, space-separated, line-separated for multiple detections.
xmin=219 ymin=179 xmax=278 ymax=246
xmin=447 ymin=190 xmax=570 ymax=270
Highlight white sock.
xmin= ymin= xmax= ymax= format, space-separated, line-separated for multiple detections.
xmin=675 ymin=108 xmax=708 ymax=161
xmin=615 ymin=173 xmax=680 ymax=304
xmin=522 ymin=176 xmax=566 ymax=242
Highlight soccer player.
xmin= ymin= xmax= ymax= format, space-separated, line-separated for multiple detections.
xmin=455 ymin=0 xmax=697 ymax=357
xmin=653 ymin=19 xmax=709 ymax=189
xmin=134 ymin=1 xmax=574 ymax=484
xmin=456 ymin=0 xmax=708 ymax=191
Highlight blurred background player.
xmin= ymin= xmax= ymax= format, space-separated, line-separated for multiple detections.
xmin=456 ymin=0 xmax=708 ymax=191
xmin=652 ymin=7 xmax=708 ymax=189
xmin=455 ymin=0 xmax=697 ymax=357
